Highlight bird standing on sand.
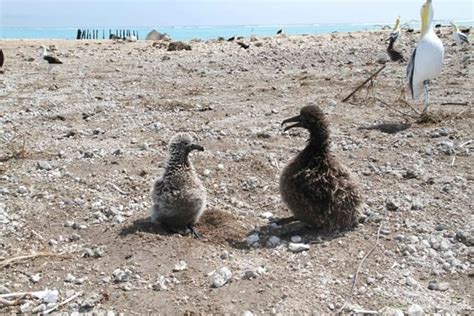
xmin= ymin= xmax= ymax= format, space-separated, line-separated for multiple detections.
xmin=150 ymin=133 xmax=206 ymax=237
xmin=38 ymin=45 xmax=63 ymax=72
xmin=386 ymin=16 xmax=405 ymax=62
xmin=279 ymin=105 xmax=362 ymax=231
xmin=388 ymin=16 xmax=402 ymax=44
xmin=450 ymin=22 xmax=469 ymax=45
xmin=406 ymin=0 xmax=444 ymax=113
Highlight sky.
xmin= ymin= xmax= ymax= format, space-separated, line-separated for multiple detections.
xmin=1 ymin=0 xmax=473 ymax=28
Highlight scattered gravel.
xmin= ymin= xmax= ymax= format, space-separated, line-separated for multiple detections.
xmin=0 ymin=29 xmax=471 ymax=314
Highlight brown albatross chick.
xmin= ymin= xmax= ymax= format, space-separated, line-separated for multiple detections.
xmin=279 ymin=105 xmax=362 ymax=231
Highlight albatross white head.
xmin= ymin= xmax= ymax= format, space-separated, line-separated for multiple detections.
xmin=420 ymin=0 xmax=434 ymax=36
xmin=393 ymin=16 xmax=401 ymax=32
xmin=38 ymin=45 xmax=49 ymax=58
xmin=450 ymin=21 xmax=460 ymax=32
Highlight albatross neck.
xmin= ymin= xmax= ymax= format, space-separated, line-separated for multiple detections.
xmin=421 ymin=2 xmax=434 ymax=36
xmin=167 ymin=152 xmax=191 ymax=169
xmin=40 ymin=47 xmax=48 ymax=57
xmin=299 ymin=132 xmax=330 ymax=162
xmin=394 ymin=18 xmax=401 ymax=31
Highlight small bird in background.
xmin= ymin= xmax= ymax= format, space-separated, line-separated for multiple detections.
xmin=150 ymin=133 xmax=207 ymax=238
xmin=38 ymin=45 xmax=63 ymax=72
xmin=450 ymin=22 xmax=469 ymax=45
xmin=279 ymin=105 xmax=362 ymax=231
xmin=388 ymin=16 xmax=402 ymax=44
xmin=406 ymin=0 xmax=444 ymax=113
xmin=386 ymin=16 xmax=405 ymax=62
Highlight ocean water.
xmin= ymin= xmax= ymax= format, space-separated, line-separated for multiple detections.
xmin=1 ymin=21 xmax=473 ymax=40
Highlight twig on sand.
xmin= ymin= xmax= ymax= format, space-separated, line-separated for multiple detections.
xmin=338 ymin=222 xmax=383 ymax=313
xmin=397 ymin=97 xmax=421 ymax=115
xmin=0 ymin=252 xmax=64 ymax=269
xmin=43 ymin=291 xmax=83 ymax=315
xmin=375 ymin=97 xmax=418 ymax=119
xmin=342 ymin=65 xmax=386 ymax=103
xmin=0 ymin=292 xmax=32 ymax=299
xmin=441 ymin=102 xmax=468 ymax=106
xmin=107 ymin=182 xmax=128 ymax=195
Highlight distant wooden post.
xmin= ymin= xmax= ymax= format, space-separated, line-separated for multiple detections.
xmin=76 ymin=29 xmax=81 ymax=40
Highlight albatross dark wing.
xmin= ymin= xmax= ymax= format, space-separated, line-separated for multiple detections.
xmin=406 ymin=48 xmax=416 ymax=99
xmin=459 ymin=32 xmax=469 ymax=44
xmin=44 ymin=55 xmax=63 ymax=64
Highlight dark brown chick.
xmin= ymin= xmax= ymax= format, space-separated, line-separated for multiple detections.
xmin=279 ymin=105 xmax=362 ymax=231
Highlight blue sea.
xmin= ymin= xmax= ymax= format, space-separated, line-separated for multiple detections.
xmin=1 ymin=21 xmax=473 ymax=40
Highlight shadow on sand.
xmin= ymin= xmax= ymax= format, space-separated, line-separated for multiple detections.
xmin=119 ymin=218 xmax=172 ymax=237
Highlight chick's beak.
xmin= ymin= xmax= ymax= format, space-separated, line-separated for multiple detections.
xmin=190 ymin=144 xmax=204 ymax=152
xmin=281 ymin=115 xmax=303 ymax=132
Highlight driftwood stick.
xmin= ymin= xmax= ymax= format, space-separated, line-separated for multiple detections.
xmin=441 ymin=102 xmax=468 ymax=106
xmin=342 ymin=65 xmax=386 ymax=103
xmin=338 ymin=223 xmax=383 ymax=313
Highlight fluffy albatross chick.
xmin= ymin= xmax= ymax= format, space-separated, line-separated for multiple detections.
xmin=151 ymin=133 xmax=206 ymax=237
xmin=279 ymin=105 xmax=362 ymax=231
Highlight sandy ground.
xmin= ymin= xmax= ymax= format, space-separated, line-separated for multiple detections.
xmin=0 ymin=28 xmax=473 ymax=314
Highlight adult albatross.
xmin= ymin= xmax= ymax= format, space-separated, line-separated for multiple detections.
xmin=38 ymin=45 xmax=63 ymax=72
xmin=406 ymin=0 xmax=444 ymax=113
xmin=450 ymin=22 xmax=469 ymax=45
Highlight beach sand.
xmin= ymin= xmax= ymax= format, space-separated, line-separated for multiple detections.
xmin=0 ymin=29 xmax=472 ymax=313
